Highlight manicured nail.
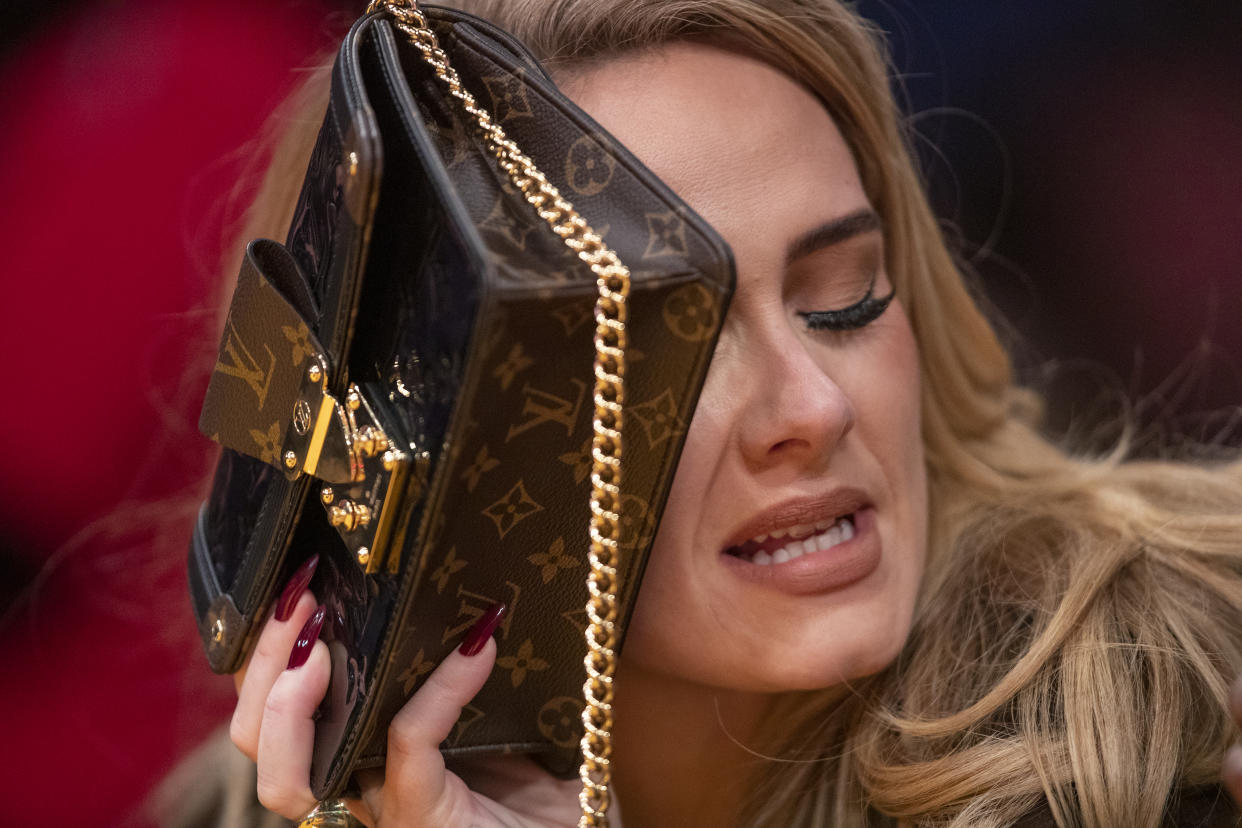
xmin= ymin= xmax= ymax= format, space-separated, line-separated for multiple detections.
xmin=458 ymin=603 xmax=506 ymax=656
xmin=275 ymin=554 xmax=319 ymax=622
xmin=287 ymin=604 xmax=326 ymax=670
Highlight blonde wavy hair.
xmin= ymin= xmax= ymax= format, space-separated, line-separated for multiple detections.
xmin=199 ymin=1 xmax=1242 ymax=825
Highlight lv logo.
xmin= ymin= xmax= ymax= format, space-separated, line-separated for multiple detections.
xmin=441 ymin=581 xmax=522 ymax=645
xmin=505 ymin=378 xmax=586 ymax=442
xmin=215 ymin=319 xmax=275 ymax=410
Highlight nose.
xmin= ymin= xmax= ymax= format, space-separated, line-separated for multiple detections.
xmin=729 ymin=325 xmax=856 ymax=473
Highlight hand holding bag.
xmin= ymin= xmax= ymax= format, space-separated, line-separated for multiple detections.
xmin=189 ymin=1 xmax=734 ymax=821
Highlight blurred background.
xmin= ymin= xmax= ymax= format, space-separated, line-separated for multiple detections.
xmin=0 ymin=0 xmax=1238 ymax=824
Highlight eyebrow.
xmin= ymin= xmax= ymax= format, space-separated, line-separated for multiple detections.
xmin=785 ymin=208 xmax=882 ymax=266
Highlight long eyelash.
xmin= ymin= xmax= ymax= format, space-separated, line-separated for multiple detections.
xmin=798 ymin=284 xmax=895 ymax=332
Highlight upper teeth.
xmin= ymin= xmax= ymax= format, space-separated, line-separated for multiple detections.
xmin=750 ymin=516 xmax=854 ymax=566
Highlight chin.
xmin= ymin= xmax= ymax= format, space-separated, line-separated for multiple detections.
xmin=755 ymin=621 xmax=911 ymax=693
xmin=625 ymin=601 xmax=915 ymax=695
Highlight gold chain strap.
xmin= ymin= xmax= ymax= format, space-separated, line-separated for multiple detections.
xmin=368 ymin=2 xmax=625 ymax=824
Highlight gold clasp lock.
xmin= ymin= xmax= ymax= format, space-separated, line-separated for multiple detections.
xmin=280 ymin=359 xmax=365 ymax=485
xmin=197 ymin=237 xmax=426 ymax=575
xmin=275 ymin=361 xmax=418 ymax=573
xmin=282 ymin=370 xmax=422 ymax=574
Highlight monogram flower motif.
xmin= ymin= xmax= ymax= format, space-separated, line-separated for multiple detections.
xmin=461 ymin=444 xmax=500 ymax=493
xmin=631 ymin=388 xmax=686 ymax=448
xmin=492 ymin=342 xmax=534 ymax=391
xmin=565 ymin=134 xmax=616 ymax=196
xmin=430 ymin=546 xmax=467 ymax=594
xmin=481 ymin=73 xmax=533 ymax=122
xmin=527 ymin=536 xmax=579 ymax=584
xmin=496 ymin=638 xmax=549 ymax=687
xmin=642 ymin=210 xmax=689 ymax=259
xmin=281 ymin=321 xmax=315 ymax=366
xmin=558 ymin=436 xmax=594 ymax=484
xmin=483 ymin=480 xmax=544 ymax=539
xmin=662 ymin=283 xmax=719 ymax=342
xmin=538 ymin=697 xmax=583 ymax=748
xmin=249 ymin=420 xmax=283 ymax=465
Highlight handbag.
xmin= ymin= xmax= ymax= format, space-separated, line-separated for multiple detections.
xmin=189 ymin=0 xmax=734 ymax=818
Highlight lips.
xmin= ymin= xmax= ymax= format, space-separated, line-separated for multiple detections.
xmin=718 ymin=489 xmax=880 ymax=595
xmin=720 ymin=487 xmax=870 ymax=555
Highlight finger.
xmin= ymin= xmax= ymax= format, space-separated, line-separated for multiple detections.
xmin=234 ymin=555 xmax=321 ymax=696
xmin=230 ymin=591 xmax=318 ymax=760
xmin=373 ymin=606 xmax=505 ymax=823
xmin=376 ymin=639 xmax=496 ymax=822
xmin=256 ymin=636 xmax=331 ymax=819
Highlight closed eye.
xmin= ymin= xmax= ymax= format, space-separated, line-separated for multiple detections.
xmin=798 ymin=279 xmax=895 ymax=332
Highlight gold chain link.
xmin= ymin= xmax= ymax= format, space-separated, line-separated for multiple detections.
xmin=369 ymin=2 xmax=625 ymax=824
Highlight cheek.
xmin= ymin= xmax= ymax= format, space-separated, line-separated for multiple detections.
xmin=869 ymin=304 xmax=929 ymax=612
xmin=848 ymin=302 xmax=923 ymax=483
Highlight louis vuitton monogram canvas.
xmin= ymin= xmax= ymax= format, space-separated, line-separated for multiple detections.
xmin=199 ymin=240 xmax=326 ymax=478
xmin=343 ymin=18 xmax=732 ymax=781
xmin=194 ymin=8 xmax=734 ymax=798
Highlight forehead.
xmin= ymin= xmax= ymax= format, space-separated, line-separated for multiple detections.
xmin=556 ymin=42 xmax=871 ymax=242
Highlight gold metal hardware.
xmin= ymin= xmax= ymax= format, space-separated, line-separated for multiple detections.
xmin=282 ymin=355 xmax=357 ymax=484
xmin=355 ymin=425 xmax=388 ymax=457
xmin=297 ymin=800 xmax=362 ymax=828
xmin=281 ymin=360 xmax=402 ymax=491
xmin=315 ymin=383 xmax=422 ymax=574
xmin=211 ymin=618 xmax=225 ymax=643
xmin=328 ymin=500 xmax=372 ymax=532
xmin=373 ymin=3 xmax=629 ymax=823
xmin=274 ymin=347 xmax=419 ymax=573
xmin=327 ymin=504 xmax=350 ymax=528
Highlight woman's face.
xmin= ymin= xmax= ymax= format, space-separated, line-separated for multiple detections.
xmin=560 ymin=44 xmax=928 ymax=692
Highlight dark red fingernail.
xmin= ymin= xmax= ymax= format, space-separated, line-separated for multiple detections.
xmin=287 ymin=604 xmax=326 ymax=670
xmin=458 ymin=603 xmax=506 ymax=656
xmin=275 ymin=554 xmax=319 ymax=622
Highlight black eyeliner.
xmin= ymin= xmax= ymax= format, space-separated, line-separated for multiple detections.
xmin=798 ymin=285 xmax=895 ymax=331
